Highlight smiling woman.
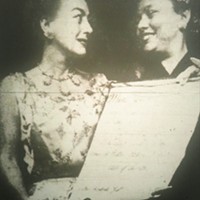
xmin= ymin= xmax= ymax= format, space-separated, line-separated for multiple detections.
xmin=39 ymin=0 xmax=93 ymax=56
xmin=136 ymin=0 xmax=190 ymax=55
xmin=134 ymin=0 xmax=199 ymax=80
xmin=0 ymin=0 xmax=110 ymax=199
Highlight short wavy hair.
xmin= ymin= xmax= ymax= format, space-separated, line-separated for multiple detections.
xmin=35 ymin=0 xmax=62 ymax=22
xmin=171 ymin=0 xmax=191 ymax=13
xmin=22 ymin=0 xmax=63 ymax=66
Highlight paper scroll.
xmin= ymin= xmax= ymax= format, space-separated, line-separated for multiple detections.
xmin=71 ymin=79 xmax=200 ymax=200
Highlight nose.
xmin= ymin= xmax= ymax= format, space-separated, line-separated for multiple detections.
xmin=137 ymin=14 xmax=150 ymax=30
xmin=82 ymin=17 xmax=93 ymax=35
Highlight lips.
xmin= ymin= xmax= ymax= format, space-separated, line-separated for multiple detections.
xmin=140 ymin=32 xmax=155 ymax=41
xmin=77 ymin=38 xmax=88 ymax=47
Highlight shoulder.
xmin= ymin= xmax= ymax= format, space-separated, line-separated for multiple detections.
xmin=0 ymin=66 xmax=41 ymax=92
xmin=91 ymin=73 xmax=109 ymax=86
xmin=75 ymin=68 xmax=110 ymax=86
xmin=0 ymin=73 xmax=26 ymax=110
xmin=88 ymin=73 xmax=111 ymax=96
xmin=0 ymin=74 xmax=23 ymax=117
xmin=0 ymin=73 xmax=25 ymax=93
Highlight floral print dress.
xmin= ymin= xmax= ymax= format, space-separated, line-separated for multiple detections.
xmin=3 ymin=67 xmax=110 ymax=199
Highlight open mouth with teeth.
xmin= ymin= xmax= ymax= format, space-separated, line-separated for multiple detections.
xmin=77 ymin=38 xmax=88 ymax=47
xmin=141 ymin=33 xmax=155 ymax=41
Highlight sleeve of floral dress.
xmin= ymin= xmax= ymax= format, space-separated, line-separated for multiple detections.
xmin=0 ymin=76 xmax=29 ymax=200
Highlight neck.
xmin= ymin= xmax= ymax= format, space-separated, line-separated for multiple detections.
xmin=161 ymin=35 xmax=188 ymax=75
xmin=39 ymin=43 xmax=72 ymax=78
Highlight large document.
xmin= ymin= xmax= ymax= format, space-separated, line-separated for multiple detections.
xmin=71 ymin=79 xmax=200 ymax=200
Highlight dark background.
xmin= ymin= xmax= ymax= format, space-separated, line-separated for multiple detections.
xmin=0 ymin=1 xmax=200 ymax=200
xmin=0 ymin=0 xmax=200 ymax=81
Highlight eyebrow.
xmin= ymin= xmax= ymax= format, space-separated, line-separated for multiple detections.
xmin=71 ymin=8 xmax=86 ymax=15
xmin=138 ymin=5 xmax=155 ymax=14
xmin=143 ymin=5 xmax=153 ymax=10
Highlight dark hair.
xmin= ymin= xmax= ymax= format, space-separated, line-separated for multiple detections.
xmin=29 ymin=0 xmax=62 ymax=38
xmin=36 ymin=0 xmax=62 ymax=22
xmin=22 ymin=0 xmax=63 ymax=66
xmin=171 ymin=0 xmax=191 ymax=14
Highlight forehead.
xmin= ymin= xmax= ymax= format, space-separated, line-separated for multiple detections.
xmin=138 ymin=0 xmax=174 ymax=11
xmin=58 ymin=0 xmax=89 ymax=14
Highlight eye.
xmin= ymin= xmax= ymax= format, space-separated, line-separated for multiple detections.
xmin=73 ymin=14 xmax=83 ymax=24
xmin=146 ymin=9 xmax=158 ymax=18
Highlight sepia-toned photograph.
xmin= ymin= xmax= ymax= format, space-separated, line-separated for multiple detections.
xmin=0 ymin=0 xmax=200 ymax=200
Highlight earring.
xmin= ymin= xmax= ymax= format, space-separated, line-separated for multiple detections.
xmin=178 ymin=21 xmax=186 ymax=31
xmin=40 ymin=19 xmax=54 ymax=40
xmin=44 ymin=31 xmax=54 ymax=40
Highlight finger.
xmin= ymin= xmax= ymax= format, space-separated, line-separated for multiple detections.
xmin=176 ymin=73 xmax=190 ymax=86
xmin=179 ymin=77 xmax=188 ymax=86
xmin=176 ymin=65 xmax=200 ymax=85
xmin=190 ymin=57 xmax=200 ymax=69
xmin=151 ymin=186 xmax=172 ymax=196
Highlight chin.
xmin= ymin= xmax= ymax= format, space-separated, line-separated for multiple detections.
xmin=143 ymin=44 xmax=157 ymax=52
xmin=73 ymin=47 xmax=87 ymax=56
xmin=143 ymin=47 xmax=155 ymax=52
xmin=70 ymin=49 xmax=87 ymax=58
xmin=74 ymin=52 xmax=87 ymax=57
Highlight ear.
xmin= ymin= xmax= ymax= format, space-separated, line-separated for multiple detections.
xmin=179 ymin=9 xmax=191 ymax=30
xmin=40 ymin=19 xmax=54 ymax=39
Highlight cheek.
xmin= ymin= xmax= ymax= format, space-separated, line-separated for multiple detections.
xmin=54 ymin=19 xmax=80 ymax=39
xmin=152 ymin=19 xmax=178 ymax=39
xmin=149 ymin=15 xmax=165 ymax=30
xmin=153 ymin=13 xmax=180 ymax=35
xmin=68 ymin=20 xmax=81 ymax=35
xmin=56 ymin=28 xmax=77 ymax=45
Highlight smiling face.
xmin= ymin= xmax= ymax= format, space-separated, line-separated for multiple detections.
xmin=41 ymin=0 xmax=93 ymax=56
xmin=136 ymin=0 xmax=188 ymax=54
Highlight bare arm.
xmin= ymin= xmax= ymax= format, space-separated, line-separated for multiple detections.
xmin=0 ymin=78 xmax=29 ymax=200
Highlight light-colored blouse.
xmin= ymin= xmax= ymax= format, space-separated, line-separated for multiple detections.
xmin=1 ymin=67 xmax=110 ymax=183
